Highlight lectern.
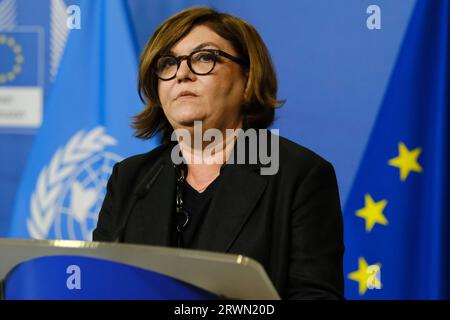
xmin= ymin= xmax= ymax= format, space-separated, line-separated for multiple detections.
xmin=0 ymin=238 xmax=280 ymax=300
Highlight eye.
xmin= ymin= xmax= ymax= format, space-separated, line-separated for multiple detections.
xmin=194 ymin=52 xmax=216 ymax=63
xmin=158 ymin=57 xmax=177 ymax=69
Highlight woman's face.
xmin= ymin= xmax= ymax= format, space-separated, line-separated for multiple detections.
xmin=157 ymin=25 xmax=247 ymax=134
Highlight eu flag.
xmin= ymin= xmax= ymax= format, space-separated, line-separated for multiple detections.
xmin=344 ymin=0 xmax=449 ymax=299
xmin=9 ymin=0 xmax=158 ymax=241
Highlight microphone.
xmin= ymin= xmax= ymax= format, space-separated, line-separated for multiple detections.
xmin=113 ymin=163 xmax=165 ymax=242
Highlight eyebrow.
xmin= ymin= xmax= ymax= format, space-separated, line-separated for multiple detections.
xmin=166 ymin=42 xmax=221 ymax=55
xmin=192 ymin=42 xmax=220 ymax=51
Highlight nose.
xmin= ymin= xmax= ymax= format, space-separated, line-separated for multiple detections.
xmin=176 ymin=58 xmax=195 ymax=82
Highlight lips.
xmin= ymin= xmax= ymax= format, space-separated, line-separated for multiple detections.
xmin=175 ymin=91 xmax=198 ymax=100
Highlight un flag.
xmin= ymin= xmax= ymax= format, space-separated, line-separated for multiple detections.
xmin=9 ymin=0 xmax=158 ymax=241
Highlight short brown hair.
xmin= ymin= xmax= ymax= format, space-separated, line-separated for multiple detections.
xmin=133 ymin=7 xmax=282 ymax=143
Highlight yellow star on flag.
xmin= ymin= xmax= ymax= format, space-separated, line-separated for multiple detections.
xmin=356 ymin=194 xmax=388 ymax=232
xmin=388 ymin=142 xmax=422 ymax=181
xmin=348 ymin=257 xmax=382 ymax=295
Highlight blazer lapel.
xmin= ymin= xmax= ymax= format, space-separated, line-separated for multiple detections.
xmin=133 ymin=130 xmax=270 ymax=250
xmin=196 ymin=163 xmax=267 ymax=253
xmin=135 ymin=149 xmax=176 ymax=246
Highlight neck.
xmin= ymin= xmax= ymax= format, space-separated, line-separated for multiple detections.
xmin=176 ymin=121 xmax=243 ymax=192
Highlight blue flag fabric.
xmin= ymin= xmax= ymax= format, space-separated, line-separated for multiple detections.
xmin=9 ymin=0 xmax=157 ymax=241
xmin=344 ymin=0 xmax=449 ymax=299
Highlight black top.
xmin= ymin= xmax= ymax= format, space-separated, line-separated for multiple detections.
xmin=176 ymin=175 xmax=221 ymax=248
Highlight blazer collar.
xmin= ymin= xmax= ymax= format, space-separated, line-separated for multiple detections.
xmin=138 ymin=131 xmax=269 ymax=252
xmin=195 ymin=161 xmax=267 ymax=252
xmin=136 ymin=149 xmax=176 ymax=246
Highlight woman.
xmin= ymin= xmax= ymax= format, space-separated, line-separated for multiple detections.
xmin=93 ymin=7 xmax=344 ymax=300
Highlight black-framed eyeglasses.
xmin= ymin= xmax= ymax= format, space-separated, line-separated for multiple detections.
xmin=154 ymin=49 xmax=248 ymax=81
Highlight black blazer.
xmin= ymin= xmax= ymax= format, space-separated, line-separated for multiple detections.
xmin=93 ymin=131 xmax=344 ymax=300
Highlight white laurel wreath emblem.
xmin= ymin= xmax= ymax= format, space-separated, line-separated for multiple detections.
xmin=27 ymin=127 xmax=116 ymax=239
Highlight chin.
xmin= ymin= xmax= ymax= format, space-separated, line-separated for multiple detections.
xmin=176 ymin=120 xmax=196 ymax=128
xmin=174 ymin=113 xmax=205 ymax=125
xmin=174 ymin=117 xmax=203 ymax=128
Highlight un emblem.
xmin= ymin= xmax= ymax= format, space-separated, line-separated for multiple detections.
xmin=27 ymin=127 xmax=122 ymax=241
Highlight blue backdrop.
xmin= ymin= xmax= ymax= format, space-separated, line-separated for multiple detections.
xmin=0 ymin=0 xmax=448 ymax=299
